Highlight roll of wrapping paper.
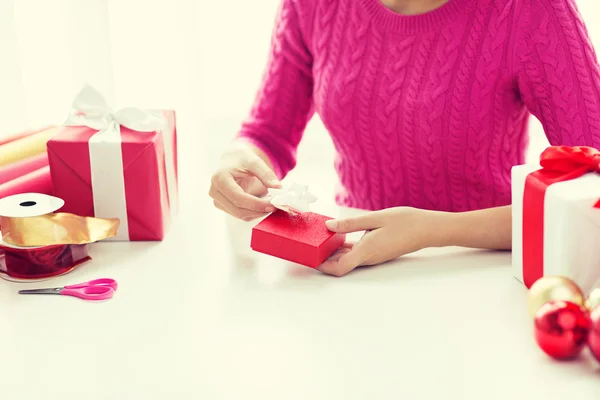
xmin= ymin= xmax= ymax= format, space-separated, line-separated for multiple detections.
xmin=0 ymin=126 xmax=58 ymax=168
xmin=0 ymin=125 xmax=55 ymax=147
xmin=0 ymin=242 xmax=90 ymax=281
xmin=0 ymin=166 xmax=52 ymax=200
xmin=0 ymin=153 xmax=49 ymax=185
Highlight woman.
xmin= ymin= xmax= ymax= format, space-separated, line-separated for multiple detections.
xmin=209 ymin=0 xmax=600 ymax=276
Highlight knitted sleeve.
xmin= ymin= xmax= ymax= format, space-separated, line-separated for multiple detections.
xmin=236 ymin=0 xmax=315 ymax=178
xmin=515 ymin=0 xmax=600 ymax=148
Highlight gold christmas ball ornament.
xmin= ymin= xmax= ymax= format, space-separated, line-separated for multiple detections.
xmin=585 ymin=288 xmax=600 ymax=312
xmin=527 ymin=276 xmax=585 ymax=318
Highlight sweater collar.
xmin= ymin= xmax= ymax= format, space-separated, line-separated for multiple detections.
xmin=358 ymin=0 xmax=476 ymax=33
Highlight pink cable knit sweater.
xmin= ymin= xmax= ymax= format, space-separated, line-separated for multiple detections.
xmin=237 ymin=0 xmax=600 ymax=212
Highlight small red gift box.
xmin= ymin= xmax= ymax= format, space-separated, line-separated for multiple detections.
xmin=251 ymin=210 xmax=345 ymax=268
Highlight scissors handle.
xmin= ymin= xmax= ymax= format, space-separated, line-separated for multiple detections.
xmin=65 ymin=278 xmax=118 ymax=291
xmin=61 ymin=286 xmax=115 ymax=301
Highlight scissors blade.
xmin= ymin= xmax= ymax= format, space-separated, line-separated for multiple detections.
xmin=18 ymin=288 xmax=63 ymax=295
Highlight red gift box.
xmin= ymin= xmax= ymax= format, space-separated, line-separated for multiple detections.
xmin=251 ymin=210 xmax=345 ymax=268
xmin=46 ymin=86 xmax=178 ymax=241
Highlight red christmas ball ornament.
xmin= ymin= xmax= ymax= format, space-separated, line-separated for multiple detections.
xmin=534 ymin=300 xmax=591 ymax=360
xmin=588 ymin=305 xmax=600 ymax=363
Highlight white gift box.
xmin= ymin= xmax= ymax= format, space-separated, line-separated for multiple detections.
xmin=512 ymin=164 xmax=600 ymax=295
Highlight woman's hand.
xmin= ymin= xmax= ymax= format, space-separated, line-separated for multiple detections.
xmin=318 ymin=207 xmax=442 ymax=277
xmin=318 ymin=205 xmax=513 ymax=277
xmin=209 ymin=143 xmax=281 ymax=221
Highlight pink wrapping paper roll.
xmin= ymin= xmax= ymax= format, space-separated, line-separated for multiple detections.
xmin=0 ymin=126 xmax=55 ymax=147
xmin=0 ymin=166 xmax=52 ymax=199
xmin=0 ymin=153 xmax=49 ymax=185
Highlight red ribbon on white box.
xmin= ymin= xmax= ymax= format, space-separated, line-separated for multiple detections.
xmin=63 ymin=85 xmax=178 ymax=241
xmin=522 ymin=146 xmax=600 ymax=287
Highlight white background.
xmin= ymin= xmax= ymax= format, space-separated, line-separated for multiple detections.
xmin=1 ymin=0 xmax=599 ymax=192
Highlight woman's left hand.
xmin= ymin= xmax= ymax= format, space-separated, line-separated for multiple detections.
xmin=318 ymin=207 xmax=443 ymax=277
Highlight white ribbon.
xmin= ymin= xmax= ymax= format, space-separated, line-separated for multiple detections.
xmin=64 ymin=84 xmax=177 ymax=240
xmin=268 ymin=182 xmax=317 ymax=214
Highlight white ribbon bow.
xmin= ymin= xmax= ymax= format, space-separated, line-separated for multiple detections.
xmin=268 ymin=182 xmax=317 ymax=214
xmin=65 ymin=84 xmax=165 ymax=133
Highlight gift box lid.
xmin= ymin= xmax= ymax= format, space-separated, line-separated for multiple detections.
xmin=253 ymin=211 xmax=335 ymax=246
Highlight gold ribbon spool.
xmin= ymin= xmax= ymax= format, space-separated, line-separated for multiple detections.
xmin=0 ymin=193 xmax=119 ymax=247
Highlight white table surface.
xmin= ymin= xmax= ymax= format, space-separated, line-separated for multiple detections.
xmin=1 ymin=187 xmax=599 ymax=399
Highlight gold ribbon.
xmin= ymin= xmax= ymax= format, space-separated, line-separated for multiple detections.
xmin=1 ymin=213 xmax=119 ymax=247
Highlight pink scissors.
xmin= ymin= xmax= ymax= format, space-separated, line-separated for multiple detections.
xmin=18 ymin=278 xmax=118 ymax=301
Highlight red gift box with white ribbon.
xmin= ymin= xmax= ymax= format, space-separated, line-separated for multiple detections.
xmin=512 ymin=146 xmax=600 ymax=294
xmin=47 ymin=85 xmax=178 ymax=241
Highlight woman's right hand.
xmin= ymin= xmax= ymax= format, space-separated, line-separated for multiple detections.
xmin=209 ymin=143 xmax=281 ymax=221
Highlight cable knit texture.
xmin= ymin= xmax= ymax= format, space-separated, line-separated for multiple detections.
xmin=238 ymin=0 xmax=600 ymax=212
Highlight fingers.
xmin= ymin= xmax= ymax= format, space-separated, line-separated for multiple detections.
xmin=325 ymin=212 xmax=384 ymax=233
xmin=244 ymin=176 xmax=269 ymax=197
xmin=210 ymin=145 xmax=281 ymax=220
xmin=325 ymin=242 xmax=354 ymax=259
xmin=211 ymin=173 xmax=274 ymax=213
xmin=318 ymin=242 xmax=362 ymax=277
xmin=336 ymin=248 xmax=363 ymax=271
xmin=212 ymin=188 xmax=269 ymax=221
xmin=243 ymin=158 xmax=281 ymax=189
xmin=325 ymin=247 xmax=352 ymax=262
xmin=318 ymin=251 xmax=362 ymax=277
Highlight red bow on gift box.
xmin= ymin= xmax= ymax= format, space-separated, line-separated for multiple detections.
xmin=523 ymin=145 xmax=600 ymax=287
xmin=540 ymin=145 xmax=600 ymax=178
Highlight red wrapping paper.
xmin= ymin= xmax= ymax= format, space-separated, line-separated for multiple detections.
xmin=251 ymin=210 xmax=346 ymax=268
xmin=0 ymin=166 xmax=52 ymax=199
xmin=47 ymin=110 xmax=178 ymax=241
xmin=0 ymin=153 xmax=48 ymax=185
